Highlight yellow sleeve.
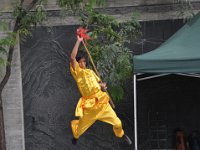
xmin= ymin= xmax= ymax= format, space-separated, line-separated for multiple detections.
xmin=92 ymin=70 xmax=101 ymax=82
xmin=70 ymin=60 xmax=81 ymax=79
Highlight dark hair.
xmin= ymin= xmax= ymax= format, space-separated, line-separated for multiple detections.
xmin=76 ymin=52 xmax=88 ymax=62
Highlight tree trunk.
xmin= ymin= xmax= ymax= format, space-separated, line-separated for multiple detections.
xmin=0 ymin=96 xmax=6 ymax=150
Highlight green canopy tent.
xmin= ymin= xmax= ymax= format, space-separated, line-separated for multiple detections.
xmin=133 ymin=12 xmax=200 ymax=150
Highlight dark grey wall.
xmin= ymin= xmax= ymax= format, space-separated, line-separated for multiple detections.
xmin=134 ymin=19 xmax=184 ymax=55
xmin=20 ymin=26 xmax=133 ymax=150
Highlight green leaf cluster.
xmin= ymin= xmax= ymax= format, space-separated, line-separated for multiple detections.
xmin=13 ymin=4 xmax=47 ymax=30
xmin=96 ymin=44 xmax=133 ymax=85
xmin=57 ymin=0 xmax=105 ymax=11
xmin=119 ymin=12 xmax=141 ymax=43
xmin=176 ymin=0 xmax=195 ymax=21
xmin=0 ymin=20 xmax=8 ymax=31
xmin=0 ymin=32 xmax=17 ymax=66
xmin=0 ymin=0 xmax=48 ymax=66
xmin=109 ymin=86 xmax=124 ymax=102
xmin=80 ymin=9 xmax=141 ymax=101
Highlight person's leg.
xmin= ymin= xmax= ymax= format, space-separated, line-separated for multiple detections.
xmin=98 ymin=103 xmax=124 ymax=137
xmin=97 ymin=103 xmax=132 ymax=145
xmin=71 ymin=108 xmax=97 ymax=144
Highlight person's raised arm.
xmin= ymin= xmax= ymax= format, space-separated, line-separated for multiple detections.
xmin=70 ymin=36 xmax=83 ymax=70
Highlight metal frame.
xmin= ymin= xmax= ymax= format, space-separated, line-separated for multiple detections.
xmin=134 ymin=74 xmax=138 ymax=150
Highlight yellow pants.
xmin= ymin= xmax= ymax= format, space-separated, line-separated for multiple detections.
xmin=71 ymin=102 xmax=124 ymax=139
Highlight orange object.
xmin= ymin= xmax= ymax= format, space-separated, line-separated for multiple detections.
xmin=176 ymin=131 xmax=187 ymax=150
xmin=76 ymin=27 xmax=91 ymax=40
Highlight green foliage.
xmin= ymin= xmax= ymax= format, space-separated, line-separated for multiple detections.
xmin=0 ymin=57 xmax=7 ymax=66
xmin=119 ymin=12 xmax=141 ymax=43
xmin=0 ymin=32 xmax=17 ymax=66
xmin=176 ymin=0 xmax=195 ymax=21
xmin=57 ymin=0 xmax=105 ymax=11
xmin=80 ymin=9 xmax=140 ymax=101
xmin=80 ymin=9 xmax=122 ymax=60
xmin=0 ymin=33 xmax=17 ymax=47
xmin=96 ymin=43 xmax=132 ymax=86
xmin=109 ymin=86 xmax=124 ymax=102
xmin=11 ymin=2 xmax=47 ymax=42
xmin=57 ymin=0 xmax=83 ymax=10
xmin=0 ymin=0 xmax=48 ymax=69
xmin=13 ymin=4 xmax=47 ymax=30
xmin=0 ymin=46 xmax=7 ymax=55
xmin=0 ymin=21 xmax=9 ymax=31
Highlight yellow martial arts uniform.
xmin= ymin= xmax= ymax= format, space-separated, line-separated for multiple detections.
xmin=70 ymin=61 xmax=124 ymax=139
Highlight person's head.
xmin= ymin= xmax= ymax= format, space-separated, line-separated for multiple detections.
xmin=76 ymin=52 xmax=87 ymax=69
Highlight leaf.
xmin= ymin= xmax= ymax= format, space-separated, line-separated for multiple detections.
xmin=0 ymin=57 xmax=7 ymax=66
xmin=0 ymin=21 xmax=9 ymax=31
xmin=0 ymin=46 xmax=8 ymax=55
xmin=0 ymin=34 xmax=16 ymax=47
xmin=79 ymin=9 xmax=139 ymax=101
xmin=109 ymin=86 xmax=124 ymax=102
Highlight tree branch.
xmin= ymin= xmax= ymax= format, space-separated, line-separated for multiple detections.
xmin=26 ymin=0 xmax=39 ymax=11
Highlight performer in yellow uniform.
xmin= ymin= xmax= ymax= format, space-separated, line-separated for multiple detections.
xmin=70 ymin=35 xmax=132 ymax=145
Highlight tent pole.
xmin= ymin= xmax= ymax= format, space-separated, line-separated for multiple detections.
xmin=134 ymin=74 xmax=138 ymax=150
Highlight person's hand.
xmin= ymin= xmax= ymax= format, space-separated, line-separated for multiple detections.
xmin=77 ymin=28 xmax=83 ymax=42
xmin=77 ymin=35 xmax=83 ymax=42
xmin=99 ymin=82 xmax=107 ymax=91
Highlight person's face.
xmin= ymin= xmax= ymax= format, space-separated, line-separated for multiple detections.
xmin=78 ymin=57 xmax=86 ymax=69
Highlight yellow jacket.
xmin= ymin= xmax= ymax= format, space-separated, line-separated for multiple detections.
xmin=70 ymin=61 xmax=109 ymax=117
